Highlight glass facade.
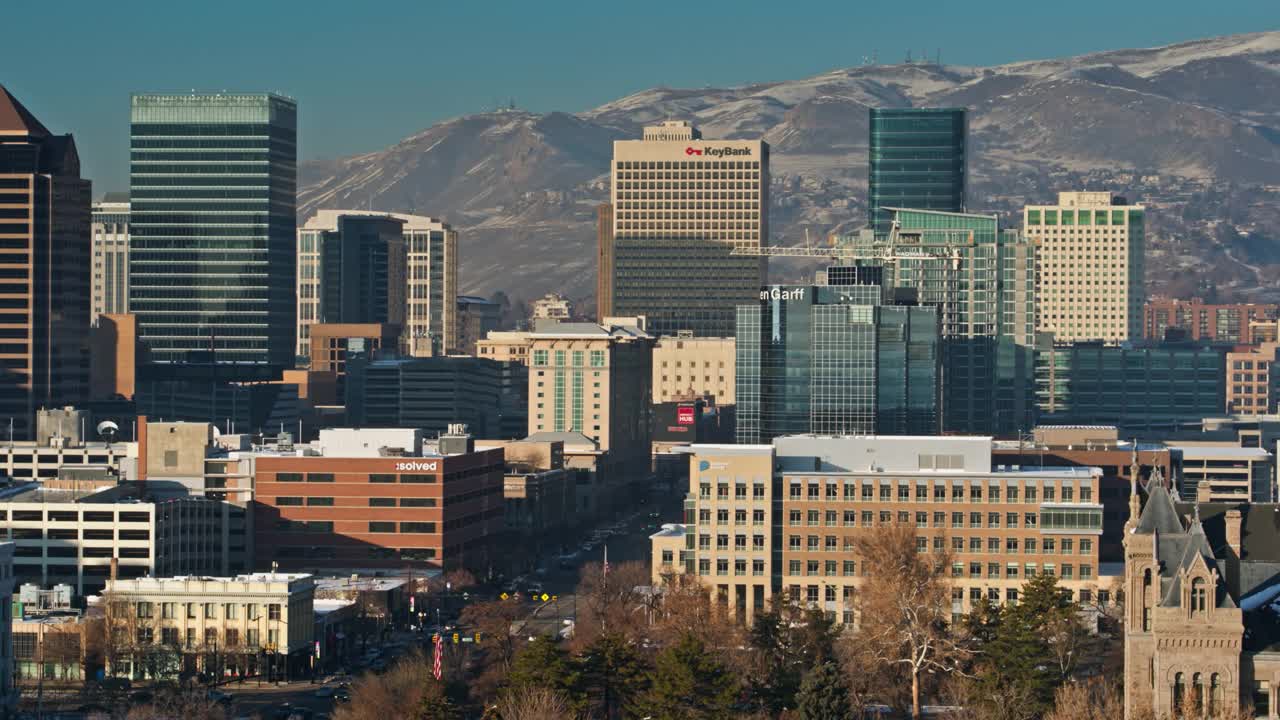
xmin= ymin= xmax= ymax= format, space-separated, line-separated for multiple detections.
xmin=868 ymin=108 xmax=966 ymax=234
xmin=832 ymin=209 xmax=1036 ymax=436
xmin=611 ymin=237 xmax=762 ymax=337
xmin=129 ymin=93 xmax=297 ymax=371
xmin=736 ymin=286 xmax=940 ymax=443
xmin=1034 ymin=341 xmax=1226 ymax=431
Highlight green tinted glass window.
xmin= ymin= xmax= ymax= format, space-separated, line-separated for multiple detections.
xmin=532 ymin=350 xmax=548 ymax=366
xmin=1095 ymin=211 xmax=1108 ymax=226
xmin=1077 ymin=210 xmax=1091 ymax=225
xmin=1061 ymin=210 xmax=1074 ymax=225
xmin=1112 ymin=210 xmax=1125 ymax=224
xmin=1027 ymin=210 xmax=1041 ymax=225
xmin=1045 ymin=210 xmax=1058 ymax=226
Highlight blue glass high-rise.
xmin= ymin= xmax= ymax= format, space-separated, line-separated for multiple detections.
xmin=868 ymin=108 xmax=966 ymax=234
xmin=129 ymin=93 xmax=297 ymax=375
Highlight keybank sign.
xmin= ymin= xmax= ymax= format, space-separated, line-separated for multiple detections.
xmin=394 ymin=461 xmax=439 ymax=472
xmin=684 ymin=146 xmax=753 ymax=158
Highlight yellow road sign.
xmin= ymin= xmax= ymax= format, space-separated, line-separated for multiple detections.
xmin=500 ymin=592 xmax=509 ymax=600
xmin=540 ymin=593 xmax=550 ymax=602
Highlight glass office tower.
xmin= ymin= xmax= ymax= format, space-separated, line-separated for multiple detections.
xmin=834 ymin=209 xmax=1036 ymax=435
xmin=868 ymin=108 xmax=966 ymax=234
xmin=129 ymin=93 xmax=297 ymax=373
xmin=736 ymin=285 xmax=940 ymax=443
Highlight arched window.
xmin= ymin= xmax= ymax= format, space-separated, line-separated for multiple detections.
xmin=1192 ymin=673 xmax=1204 ymax=716
xmin=1209 ymin=673 xmax=1221 ymax=716
xmin=1173 ymin=672 xmax=1185 ymax=717
xmin=1191 ymin=578 xmax=1207 ymax=615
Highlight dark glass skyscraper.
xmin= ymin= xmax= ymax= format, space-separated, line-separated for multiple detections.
xmin=867 ymin=108 xmax=966 ymax=234
xmin=129 ymin=93 xmax=297 ymax=373
xmin=736 ymin=285 xmax=940 ymax=443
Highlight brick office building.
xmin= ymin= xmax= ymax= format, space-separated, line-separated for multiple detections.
xmin=251 ymin=427 xmax=505 ymax=572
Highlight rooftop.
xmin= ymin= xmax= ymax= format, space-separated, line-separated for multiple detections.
xmin=1169 ymin=445 xmax=1272 ymax=460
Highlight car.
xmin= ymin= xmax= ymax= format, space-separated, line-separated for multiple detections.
xmin=314 ymin=686 xmax=335 ymax=699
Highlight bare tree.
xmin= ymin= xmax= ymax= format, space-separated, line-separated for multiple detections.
xmin=331 ymin=651 xmax=439 ymax=720
xmin=573 ymin=560 xmax=651 ymax=647
xmin=851 ymin=522 xmax=967 ymax=720
xmin=126 ymin=688 xmax=227 ymax=720
xmin=496 ymin=685 xmax=580 ymax=720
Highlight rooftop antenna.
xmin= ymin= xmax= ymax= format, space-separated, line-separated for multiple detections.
xmin=905 ymin=49 xmax=912 ymax=64
xmin=936 ymin=48 xmax=942 ymax=66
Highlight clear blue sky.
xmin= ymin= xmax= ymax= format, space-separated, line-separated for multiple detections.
xmin=3 ymin=0 xmax=1275 ymax=194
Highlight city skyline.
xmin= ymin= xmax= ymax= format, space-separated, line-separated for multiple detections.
xmin=0 ymin=1 xmax=1275 ymax=192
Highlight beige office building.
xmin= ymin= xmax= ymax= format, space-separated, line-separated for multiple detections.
xmin=652 ymin=336 xmax=735 ymax=404
xmin=1024 ymin=191 xmax=1145 ymax=343
xmin=90 ymin=196 xmax=130 ymax=324
xmin=477 ymin=331 xmax=532 ymax=364
xmin=604 ymin=121 xmax=768 ymax=338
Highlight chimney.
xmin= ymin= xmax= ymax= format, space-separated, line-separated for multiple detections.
xmin=1225 ymin=509 xmax=1243 ymax=558
xmin=110 ymin=557 xmax=118 ymax=581
xmin=136 ymin=415 xmax=149 ymax=481
xmin=1196 ymin=479 xmax=1212 ymax=503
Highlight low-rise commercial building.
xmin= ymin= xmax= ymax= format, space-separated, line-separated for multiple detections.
xmin=476 ymin=331 xmax=531 ymax=365
xmin=251 ymin=426 xmax=505 ymax=573
xmin=345 ymin=354 xmax=526 ymax=439
xmin=102 ymin=573 xmax=315 ymax=682
xmin=0 ymin=483 xmax=246 ymax=597
xmin=1225 ymin=343 xmax=1280 ymax=415
xmin=658 ymin=436 xmax=1109 ymax=625
xmin=1172 ymin=443 xmax=1273 ymax=503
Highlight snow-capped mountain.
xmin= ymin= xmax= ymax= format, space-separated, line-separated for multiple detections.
xmin=299 ymin=30 xmax=1280 ymax=304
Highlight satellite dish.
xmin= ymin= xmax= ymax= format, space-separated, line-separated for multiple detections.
xmin=96 ymin=420 xmax=119 ymax=444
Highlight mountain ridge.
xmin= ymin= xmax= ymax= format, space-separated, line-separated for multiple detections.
xmin=299 ymin=30 xmax=1280 ymax=305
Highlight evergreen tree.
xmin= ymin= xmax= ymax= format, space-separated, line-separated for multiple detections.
xmin=796 ymin=661 xmax=856 ymax=720
xmin=576 ymin=632 xmax=648 ymax=720
xmin=642 ymin=633 xmax=737 ymax=720
xmin=507 ymin=635 xmax=578 ymax=700
xmin=747 ymin=601 xmax=839 ymax=713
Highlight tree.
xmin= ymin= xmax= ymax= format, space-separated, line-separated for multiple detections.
xmin=415 ymin=676 xmax=458 ymax=720
xmin=852 ymin=522 xmax=967 ymax=720
xmin=576 ymin=632 xmax=648 ymax=720
xmin=495 ymin=686 xmax=579 ymax=720
xmin=640 ymin=633 xmax=737 ymax=720
xmin=746 ymin=597 xmax=838 ymax=714
xmin=573 ymin=560 xmax=652 ymax=646
xmin=458 ymin=597 xmax=525 ymax=698
xmin=1043 ymin=678 xmax=1125 ymax=720
xmin=126 ymin=689 xmax=226 ymax=720
xmin=507 ymin=636 xmax=580 ymax=707
xmin=796 ymin=661 xmax=857 ymax=720
xmin=334 ymin=651 xmax=465 ymax=720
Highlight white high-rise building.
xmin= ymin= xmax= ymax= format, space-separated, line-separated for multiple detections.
xmin=90 ymin=196 xmax=130 ymax=324
xmin=1024 ymin=191 xmax=1145 ymax=343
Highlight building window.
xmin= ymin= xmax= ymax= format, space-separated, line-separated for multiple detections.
xmin=268 ymin=604 xmax=281 ymax=621
xmin=369 ymin=522 xmax=395 ymax=533
xmin=1191 ymin=578 xmax=1207 ymax=614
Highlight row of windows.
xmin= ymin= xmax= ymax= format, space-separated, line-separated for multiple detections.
xmin=134 ymin=600 xmax=281 ymax=621
xmin=615 ymin=160 xmax=760 ymax=170
xmin=699 ymin=480 xmax=1095 ymax=503
xmin=274 ymin=472 xmax=437 ymax=484
xmin=367 ymin=521 xmax=437 ymax=534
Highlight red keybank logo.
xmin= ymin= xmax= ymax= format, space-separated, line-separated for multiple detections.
xmin=685 ymin=147 xmax=702 ymax=156
xmin=677 ymin=406 xmax=696 ymax=425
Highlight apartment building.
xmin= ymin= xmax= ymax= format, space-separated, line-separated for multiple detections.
xmin=476 ymin=331 xmax=532 ymax=364
xmin=652 ymin=336 xmax=735 ymax=404
xmin=1225 ymin=342 xmax=1279 ymax=414
xmin=0 ymin=483 xmax=247 ymax=597
xmin=1025 ymin=191 xmax=1145 ymax=343
xmin=102 ymin=573 xmax=315 ymax=681
xmin=1144 ymin=298 xmax=1278 ymax=343
xmin=658 ymin=436 xmax=1107 ymax=625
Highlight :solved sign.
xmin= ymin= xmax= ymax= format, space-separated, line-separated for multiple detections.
xmin=394 ymin=461 xmax=439 ymax=472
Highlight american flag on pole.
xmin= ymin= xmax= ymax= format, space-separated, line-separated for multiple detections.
xmin=433 ymin=633 xmax=442 ymax=680
xmin=603 ymin=544 xmax=609 ymax=579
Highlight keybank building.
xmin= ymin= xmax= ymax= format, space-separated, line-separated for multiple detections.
xmin=736 ymin=285 xmax=941 ymax=443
